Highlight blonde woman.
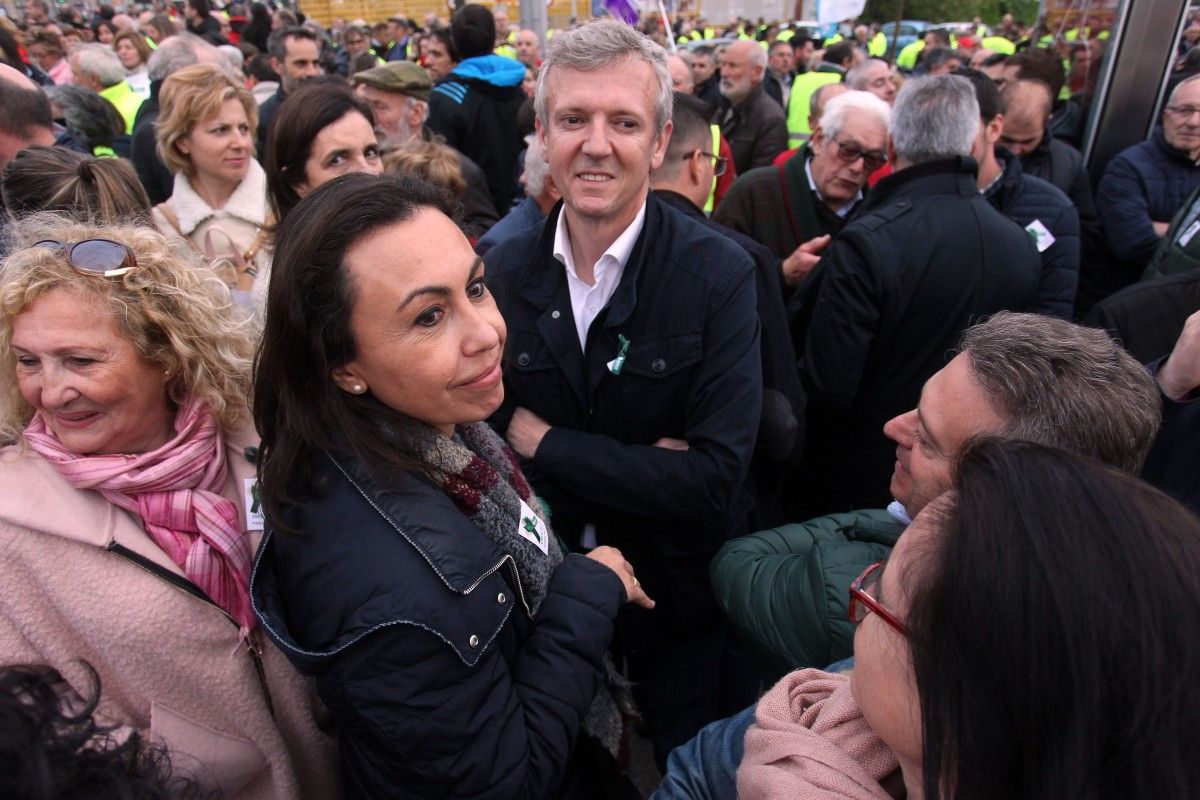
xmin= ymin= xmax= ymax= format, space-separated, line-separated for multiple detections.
xmin=154 ymin=64 xmax=269 ymax=312
xmin=0 ymin=215 xmax=340 ymax=799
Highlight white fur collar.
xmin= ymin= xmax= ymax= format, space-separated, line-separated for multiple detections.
xmin=166 ymin=159 xmax=269 ymax=235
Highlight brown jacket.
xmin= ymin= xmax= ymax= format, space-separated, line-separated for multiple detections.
xmin=0 ymin=422 xmax=340 ymax=799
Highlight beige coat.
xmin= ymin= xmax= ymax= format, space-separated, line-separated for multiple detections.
xmin=0 ymin=422 xmax=340 ymax=799
xmin=152 ymin=161 xmax=273 ymax=322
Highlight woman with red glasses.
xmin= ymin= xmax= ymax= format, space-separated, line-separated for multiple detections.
xmin=0 ymin=218 xmax=340 ymax=798
xmin=659 ymin=438 xmax=1200 ymax=799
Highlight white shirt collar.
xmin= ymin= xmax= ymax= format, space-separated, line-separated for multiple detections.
xmin=552 ymin=199 xmax=647 ymax=277
xmin=805 ymin=153 xmax=861 ymax=218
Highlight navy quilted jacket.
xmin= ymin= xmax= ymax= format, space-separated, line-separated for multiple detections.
xmin=987 ymin=148 xmax=1082 ymax=318
xmin=1097 ymin=127 xmax=1200 ymax=271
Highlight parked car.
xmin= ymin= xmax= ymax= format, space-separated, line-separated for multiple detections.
xmin=879 ymin=19 xmax=930 ymax=53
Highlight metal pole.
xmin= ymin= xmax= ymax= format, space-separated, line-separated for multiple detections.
xmin=520 ymin=0 xmax=548 ymax=41
xmin=886 ymin=0 xmax=904 ymax=64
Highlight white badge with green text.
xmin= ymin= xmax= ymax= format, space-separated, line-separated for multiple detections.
xmin=517 ymin=498 xmax=549 ymax=555
xmin=1025 ymin=219 xmax=1056 ymax=253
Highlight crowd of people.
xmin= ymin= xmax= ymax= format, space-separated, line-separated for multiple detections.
xmin=0 ymin=1 xmax=1199 ymax=798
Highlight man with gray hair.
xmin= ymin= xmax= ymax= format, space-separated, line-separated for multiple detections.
xmin=716 ymin=39 xmax=788 ymax=174
xmin=715 ymin=90 xmax=887 ymax=286
xmin=69 ymin=43 xmax=143 ymax=135
xmin=786 ymin=74 xmax=1040 ymax=520
xmin=844 ymin=57 xmax=896 ymax=104
xmin=131 ymin=32 xmax=222 ymax=204
xmin=485 ymin=18 xmax=763 ymax=766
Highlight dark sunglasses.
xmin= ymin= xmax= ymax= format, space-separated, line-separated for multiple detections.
xmin=34 ymin=239 xmax=137 ymax=277
xmin=829 ymin=136 xmax=888 ymax=172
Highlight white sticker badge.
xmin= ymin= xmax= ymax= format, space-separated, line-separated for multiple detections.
xmin=516 ymin=498 xmax=550 ymax=555
xmin=1024 ymin=219 xmax=1057 ymax=253
xmin=243 ymin=477 xmax=265 ymax=531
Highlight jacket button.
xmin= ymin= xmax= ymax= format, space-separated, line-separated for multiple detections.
xmin=551 ymin=310 xmax=561 ymax=319
xmin=497 ymin=592 xmax=506 ymax=604
xmin=651 ymin=358 xmax=667 ymax=373
xmin=516 ymin=352 xmax=531 ymax=367
xmin=469 ymin=634 xmax=480 ymax=648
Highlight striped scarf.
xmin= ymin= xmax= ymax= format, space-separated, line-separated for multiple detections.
xmin=24 ymin=397 xmax=255 ymax=634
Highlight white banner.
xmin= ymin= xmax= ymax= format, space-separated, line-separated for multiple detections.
xmin=817 ymin=0 xmax=865 ymax=26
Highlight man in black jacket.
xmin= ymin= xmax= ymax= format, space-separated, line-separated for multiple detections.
xmin=485 ymin=20 xmax=761 ymax=767
xmin=256 ymin=27 xmax=323 ymax=154
xmin=651 ymin=92 xmax=804 ymax=528
xmin=427 ymin=4 xmax=525 ymax=214
xmin=959 ymin=68 xmax=1081 ymax=317
xmin=789 ymin=74 xmax=1040 ymax=519
xmin=715 ymin=39 xmax=789 ymax=174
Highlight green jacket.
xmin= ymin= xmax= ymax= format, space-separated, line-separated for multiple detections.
xmin=710 ymin=509 xmax=904 ymax=683
xmin=1144 ymin=182 xmax=1200 ymax=280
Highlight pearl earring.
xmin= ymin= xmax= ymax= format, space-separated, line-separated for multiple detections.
xmin=352 ymin=384 xmax=364 ymax=394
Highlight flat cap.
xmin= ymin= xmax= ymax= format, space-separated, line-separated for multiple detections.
xmin=351 ymin=60 xmax=432 ymax=101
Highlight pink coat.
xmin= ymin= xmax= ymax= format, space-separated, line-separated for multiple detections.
xmin=0 ymin=423 xmax=340 ymax=799
xmin=737 ymin=669 xmax=901 ymax=800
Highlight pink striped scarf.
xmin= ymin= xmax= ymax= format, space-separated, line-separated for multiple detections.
xmin=24 ymin=396 xmax=255 ymax=634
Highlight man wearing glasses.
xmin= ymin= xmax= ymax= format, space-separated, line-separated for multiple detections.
xmin=1095 ymin=75 xmax=1200 ymax=301
xmin=787 ymin=74 xmax=1040 ymax=522
xmin=714 ymin=89 xmax=889 ymax=289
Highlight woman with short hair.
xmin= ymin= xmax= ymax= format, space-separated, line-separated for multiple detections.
xmin=0 ymin=216 xmax=340 ymax=799
xmin=112 ymin=28 xmax=152 ymax=98
xmin=154 ymin=63 xmax=268 ymax=312
xmin=25 ymin=29 xmax=72 ymax=86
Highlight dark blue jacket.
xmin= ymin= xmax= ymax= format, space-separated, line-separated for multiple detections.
xmin=484 ymin=192 xmax=762 ymax=646
xmin=987 ymin=147 xmax=1081 ymax=318
xmin=1097 ymin=127 xmax=1200 ymax=275
xmin=476 ymin=195 xmax=546 ymax=256
xmin=428 ymin=55 xmax=526 ymax=215
xmin=251 ymin=452 xmax=624 ymax=799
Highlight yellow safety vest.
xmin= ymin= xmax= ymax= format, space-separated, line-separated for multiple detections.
xmin=99 ymin=80 xmax=143 ymax=135
xmin=704 ymin=124 xmax=720 ymax=214
xmin=823 ymin=32 xmax=843 ymax=47
xmin=867 ymin=32 xmax=887 ymax=57
xmin=980 ymin=35 xmax=1015 ymax=54
xmin=896 ymin=39 xmax=924 ymax=70
xmin=787 ymin=70 xmax=841 ymax=147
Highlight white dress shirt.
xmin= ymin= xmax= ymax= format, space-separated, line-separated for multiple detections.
xmin=553 ymin=201 xmax=648 ymax=350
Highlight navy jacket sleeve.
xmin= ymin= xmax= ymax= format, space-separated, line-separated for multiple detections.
xmin=328 ymin=554 xmax=622 ymax=800
xmin=1097 ymin=151 xmax=1161 ymax=265
xmin=531 ymin=266 xmax=762 ymax=523
xmin=1034 ymin=200 xmax=1081 ymax=318
xmin=796 ymin=231 xmax=883 ymax=410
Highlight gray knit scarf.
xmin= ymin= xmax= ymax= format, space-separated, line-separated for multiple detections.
xmin=419 ymin=422 xmax=628 ymax=756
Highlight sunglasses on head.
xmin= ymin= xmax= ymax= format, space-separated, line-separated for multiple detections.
xmin=34 ymin=239 xmax=138 ymax=278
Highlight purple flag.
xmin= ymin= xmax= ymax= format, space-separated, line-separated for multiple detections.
xmin=604 ymin=0 xmax=639 ymax=26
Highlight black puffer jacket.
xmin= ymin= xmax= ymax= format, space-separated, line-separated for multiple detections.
xmin=987 ymin=147 xmax=1081 ymax=318
xmin=251 ymin=451 xmax=625 ymax=799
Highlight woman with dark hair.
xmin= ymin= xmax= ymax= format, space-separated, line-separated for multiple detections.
xmin=241 ymin=2 xmax=272 ymax=53
xmin=184 ymin=0 xmax=224 ymax=44
xmin=729 ymin=439 xmax=1200 ymax=799
xmin=91 ymin=18 xmax=117 ymax=45
xmin=250 ymin=172 xmax=649 ymax=799
xmin=264 ymin=79 xmax=382 ymax=224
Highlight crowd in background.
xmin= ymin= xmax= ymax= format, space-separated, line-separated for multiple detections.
xmin=0 ymin=1 xmax=1199 ymax=798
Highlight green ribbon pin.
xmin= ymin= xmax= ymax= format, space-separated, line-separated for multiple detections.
xmin=522 ymin=516 xmax=542 ymax=543
xmin=251 ymin=481 xmax=262 ymax=514
xmin=610 ymin=334 xmax=630 ymax=376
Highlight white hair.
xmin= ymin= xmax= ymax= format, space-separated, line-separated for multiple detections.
xmin=535 ymin=18 xmax=672 ymax=135
xmin=70 ymin=43 xmax=127 ymax=88
xmin=147 ymin=32 xmax=219 ymax=82
xmin=523 ymin=133 xmax=550 ymax=198
xmin=217 ymin=44 xmax=244 ymax=73
xmin=844 ymin=57 xmax=889 ymax=90
xmin=821 ymin=90 xmax=891 ymax=140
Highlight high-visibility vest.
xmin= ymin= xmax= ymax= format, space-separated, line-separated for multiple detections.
xmin=895 ymin=39 xmax=924 ymax=70
xmin=777 ymin=28 xmax=795 ymax=41
xmin=787 ymin=70 xmax=841 ymax=148
xmin=99 ymin=80 xmax=143 ymax=135
xmin=823 ymin=32 xmax=843 ymax=47
xmin=980 ymin=35 xmax=1015 ymax=54
xmin=703 ymin=123 xmax=720 ymax=214
xmin=867 ymin=32 xmax=887 ymax=57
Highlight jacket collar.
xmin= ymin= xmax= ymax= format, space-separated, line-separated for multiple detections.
xmin=654 ymin=189 xmax=705 ymax=221
xmin=167 ymin=159 xmax=269 ymax=235
xmin=1154 ymin=125 xmax=1200 ymax=166
xmin=860 ymin=156 xmax=979 ymax=213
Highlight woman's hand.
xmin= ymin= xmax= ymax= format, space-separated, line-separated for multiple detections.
xmin=585 ymin=546 xmax=655 ymax=609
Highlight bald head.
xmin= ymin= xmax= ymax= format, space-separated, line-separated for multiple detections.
xmin=809 ymin=81 xmax=849 ymax=131
xmin=999 ymin=79 xmax=1052 ymax=156
xmin=667 ymin=54 xmax=695 ymax=94
xmin=0 ymin=62 xmax=38 ymax=91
